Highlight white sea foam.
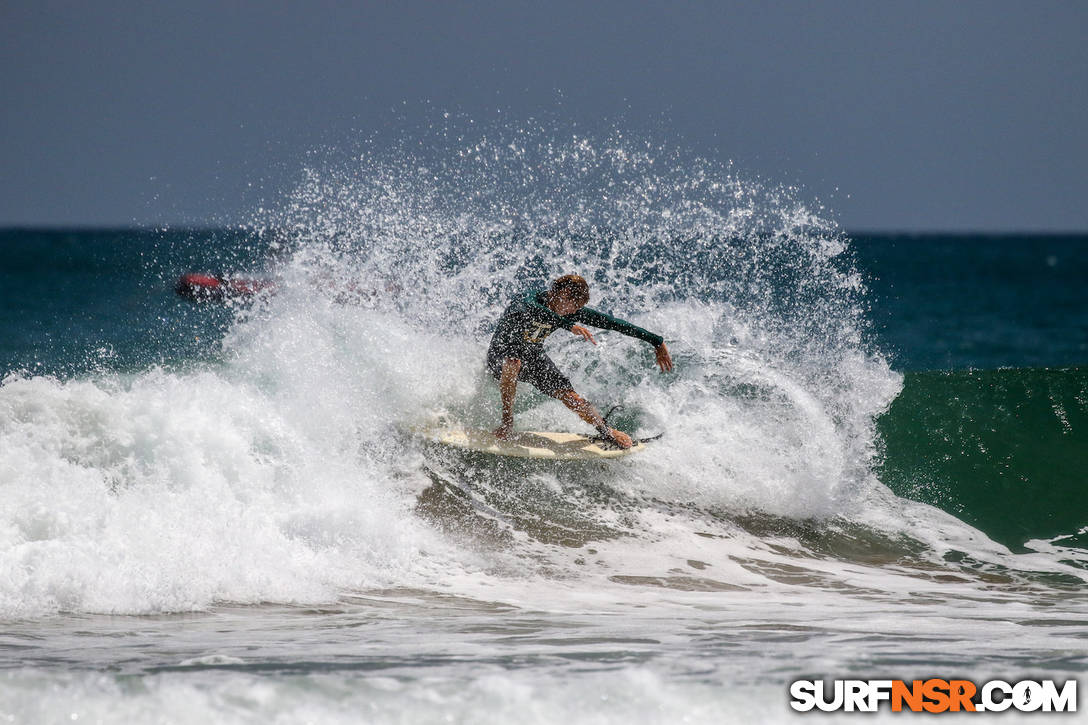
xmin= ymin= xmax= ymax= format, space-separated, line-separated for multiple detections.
xmin=0 ymin=364 xmax=463 ymax=617
xmin=0 ymin=668 xmax=804 ymax=725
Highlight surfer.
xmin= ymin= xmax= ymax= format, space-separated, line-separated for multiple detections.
xmin=488 ymin=274 xmax=673 ymax=448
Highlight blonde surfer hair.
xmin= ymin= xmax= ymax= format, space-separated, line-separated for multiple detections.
xmin=549 ymin=274 xmax=590 ymax=305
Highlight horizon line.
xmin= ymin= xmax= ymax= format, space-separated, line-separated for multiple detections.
xmin=1 ymin=225 xmax=1086 ymax=237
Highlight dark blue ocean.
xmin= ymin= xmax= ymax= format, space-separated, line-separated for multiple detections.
xmin=1 ymin=136 xmax=1085 ymax=722
xmin=2 ymin=229 xmax=1085 ymax=377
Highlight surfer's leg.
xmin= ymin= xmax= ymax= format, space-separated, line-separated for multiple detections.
xmin=518 ymin=354 xmax=631 ymax=447
xmin=552 ymin=390 xmax=633 ymax=448
xmin=494 ymin=358 xmax=522 ymax=439
xmin=552 ymin=389 xmax=606 ymax=429
xmin=518 ymin=353 xmax=569 ymax=395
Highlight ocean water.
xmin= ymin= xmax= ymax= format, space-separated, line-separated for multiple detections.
xmin=1 ymin=134 xmax=1086 ymax=723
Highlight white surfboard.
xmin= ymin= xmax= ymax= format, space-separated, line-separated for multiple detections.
xmin=424 ymin=427 xmax=648 ymax=460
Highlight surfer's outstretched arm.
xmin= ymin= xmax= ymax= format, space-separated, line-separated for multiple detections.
xmin=654 ymin=342 xmax=673 ymax=372
xmin=571 ymin=307 xmax=673 ymax=372
xmin=493 ymin=358 xmax=522 ymax=440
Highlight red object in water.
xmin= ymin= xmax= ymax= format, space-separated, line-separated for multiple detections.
xmin=175 ymin=273 xmax=275 ymax=302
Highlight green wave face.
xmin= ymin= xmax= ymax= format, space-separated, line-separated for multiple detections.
xmin=878 ymin=366 xmax=1088 ymax=552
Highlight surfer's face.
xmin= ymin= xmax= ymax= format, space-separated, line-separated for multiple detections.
xmin=549 ymin=290 xmax=586 ymax=316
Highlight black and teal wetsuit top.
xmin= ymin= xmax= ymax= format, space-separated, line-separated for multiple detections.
xmin=486 ymin=289 xmax=664 ymax=396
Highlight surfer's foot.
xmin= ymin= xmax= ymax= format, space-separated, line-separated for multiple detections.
xmin=493 ymin=424 xmax=515 ymax=440
xmin=608 ymin=429 xmax=633 ymax=449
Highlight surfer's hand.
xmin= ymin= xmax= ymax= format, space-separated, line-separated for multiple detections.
xmin=493 ymin=424 xmax=515 ymax=440
xmin=608 ymin=429 xmax=633 ymax=449
xmin=654 ymin=343 xmax=673 ymax=372
xmin=571 ymin=325 xmax=597 ymax=345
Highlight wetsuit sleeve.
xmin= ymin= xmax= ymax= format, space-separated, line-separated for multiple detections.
xmin=522 ymin=290 xmax=575 ymax=330
xmin=573 ymin=306 xmax=664 ymax=346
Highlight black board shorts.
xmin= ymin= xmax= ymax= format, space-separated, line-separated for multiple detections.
xmin=486 ymin=348 xmax=573 ymax=397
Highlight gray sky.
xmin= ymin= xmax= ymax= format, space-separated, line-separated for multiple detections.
xmin=2 ymin=0 xmax=1086 ymax=230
